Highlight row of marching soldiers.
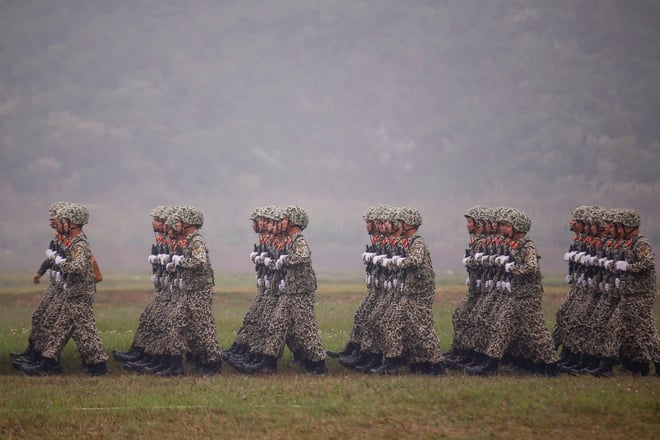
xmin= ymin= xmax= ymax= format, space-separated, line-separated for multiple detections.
xmin=112 ymin=205 xmax=224 ymax=376
xmin=11 ymin=201 xmax=109 ymax=376
xmin=554 ymin=205 xmax=659 ymax=377
xmin=221 ymin=205 xmax=328 ymax=375
xmin=327 ymin=205 xmax=446 ymax=376
xmin=442 ymin=206 xmax=561 ymax=376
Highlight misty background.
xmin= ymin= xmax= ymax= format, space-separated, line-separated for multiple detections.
xmin=1 ymin=0 xmax=659 ymax=278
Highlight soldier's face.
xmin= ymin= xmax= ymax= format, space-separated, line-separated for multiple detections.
xmin=466 ymin=217 xmax=476 ymax=234
xmin=383 ymin=221 xmax=393 ymax=234
xmin=500 ymin=222 xmax=513 ymax=238
xmin=280 ymin=217 xmax=289 ymax=232
xmin=365 ymin=220 xmax=374 ymax=234
xmin=49 ymin=217 xmax=57 ymax=229
xmin=374 ymin=220 xmax=384 ymax=234
xmin=392 ymin=220 xmax=403 ymax=235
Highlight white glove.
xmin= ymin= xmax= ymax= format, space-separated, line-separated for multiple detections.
xmin=579 ymin=254 xmax=590 ymax=265
xmin=55 ymin=256 xmax=66 ymax=266
xmin=615 ymin=260 xmax=628 ymax=271
xmin=379 ymin=257 xmax=390 ymax=267
xmin=588 ymin=255 xmax=598 ymax=265
xmin=615 ymin=277 xmax=621 ymax=288
xmin=505 ymin=281 xmax=511 ymax=292
xmin=159 ymin=254 xmax=170 ymax=264
xmin=566 ymin=274 xmax=572 ymax=284
xmin=496 ymin=255 xmax=509 ymax=266
xmin=46 ymin=249 xmax=58 ymax=260
xmin=151 ymin=274 xmax=159 ymax=285
xmin=172 ymin=255 xmax=185 ymax=266
xmin=148 ymin=255 xmax=159 ymax=264
xmin=461 ymin=256 xmax=472 ymax=267
xmin=392 ymin=255 xmax=404 ymax=265
xmin=504 ymin=262 xmax=515 ymax=273
xmin=474 ymin=253 xmax=484 ymax=260
xmin=563 ymin=252 xmax=571 ymax=261
xmin=264 ymin=257 xmax=272 ymax=266
xmin=604 ymin=259 xmax=614 ymax=270
xmin=250 ymin=251 xmax=259 ymax=262
xmin=396 ymin=257 xmax=406 ymax=267
xmin=166 ymin=262 xmax=176 ymax=272
xmin=573 ymin=252 xmax=586 ymax=262
xmin=598 ymin=257 xmax=608 ymax=267
xmin=372 ymin=255 xmax=384 ymax=265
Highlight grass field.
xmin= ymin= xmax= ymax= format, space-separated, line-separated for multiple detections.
xmin=1 ymin=273 xmax=659 ymax=439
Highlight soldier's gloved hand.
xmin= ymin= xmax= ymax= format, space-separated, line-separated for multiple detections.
xmin=563 ymin=252 xmax=571 ymax=261
xmin=46 ymin=249 xmax=58 ymax=260
xmin=588 ymin=255 xmax=598 ymax=265
xmin=250 ymin=251 xmax=259 ymax=263
xmin=572 ymin=252 xmax=586 ymax=263
xmin=615 ymin=277 xmax=621 ymax=288
xmin=461 ymin=256 xmax=472 ymax=267
xmin=474 ymin=252 xmax=484 ymax=260
xmin=54 ymin=256 xmax=66 ymax=266
xmin=151 ymin=274 xmax=159 ymax=285
xmin=263 ymin=257 xmax=272 ymax=267
xmin=396 ymin=257 xmax=407 ymax=267
xmin=566 ymin=274 xmax=572 ymax=284
xmin=495 ymin=255 xmax=509 ymax=266
xmin=371 ymin=255 xmax=384 ymax=265
xmin=148 ymin=255 xmax=159 ymax=264
xmin=379 ymin=257 xmax=390 ymax=267
xmin=615 ymin=261 xmax=628 ymax=271
xmin=275 ymin=255 xmax=287 ymax=270
xmin=598 ymin=257 xmax=608 ymax=267
xmin=172 ymin=255 xmax=185 ymax=266
xmin=488 ymin=255 xmax=497 ymax=264
xmin=504 ymin=262 xmax=515 ymax=273
xmin=159 ymin=254 xmax=171 ymax=264
xmin=166 ymin=262 xmax=176 ymax=272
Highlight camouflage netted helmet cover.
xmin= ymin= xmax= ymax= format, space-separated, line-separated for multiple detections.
xmin=495 ymin=207 xmax=515 ymax=224
xmin=178 ymin=206 xmax=204 ymax=226
xmin=362 ymin=206 xmax=378 ymax=221
xmin=150 ymin=205 xmax=168 ymax=219
xmin=63 ymin=203 xmax=89 ymax=226
xmin=49 ymin=201 xmax=69 ymax=219
xmin=601 ymin=208 xmax=619 ymax=224
xmin=395 ymin=206 xmax=423 ymax=226
xmin=508 ymin=208 xmax=531 ymax=233
xmin=374 ymin=205 xmax=395 ymax=222
xmin=286 ymin=205 xmax=309 ymax=230
xmin=464 ymin=205 xmax=487 ymax=221
xmin=570 ymin=205 xmax=592 ymax=222
xmin=249 ymin=207 xmax=263 ymax=221
xmin=165 ymin=206 xmax=183 ymax=227
xmin=260 ymin=205 xmax=283 ymax=221
xmin=618 ymin=209 xmax=640 ymax=228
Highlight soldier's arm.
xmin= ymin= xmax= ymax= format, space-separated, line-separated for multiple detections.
xmin=178 ymin=239 xmax=207 ymax=269
xmin=399 ymin=240 xmax=424 ymax=270
xmin=627 ymin=241 xmax=655 ymax=273
xmin=58 ymin=242 xmax=88 ymax=275
xmin=508 ymin=243 xmax=538 ymax=276
xmin=284 ymin=237 xmax=311 ymax=266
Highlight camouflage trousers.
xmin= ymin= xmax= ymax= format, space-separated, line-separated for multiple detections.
xmin=183 ymin=288 xmax=223 ymax=363
xmin=450 ymin=291 xmax=481 ymax=351
xmin=145 ymin=288 xmax=188 ymax=356
xmin=617 ymin=293 xmax=660 ymax=362
xmin=552 ymin=286 xmax=580 ymax=348
xmin=359 ymin=288 xmax=395 ymax=354
xmin=485 ymin=294 xmax=558 ymax=363
xmin=133 ymin=288 xmax=168 ymax=348
xmin=568 ymin=290 xmax=603 ymax=355
xmin=233 ymin=287 xmax=268 ymax=347
xmin=582 ymin=292 xmax=622 ymax=358
xmin=348 ymin=287 xmax=379 ymax=344
xmin=41 ymin=293 xmax=108 ymax=364
xmin=261 ymin=293 xmax=326 ymax=362
xmin=29 ymin=282 xmax=64 ymax=352
xmin=243 ymin=291 xmax=280 ymax=353
xmin=382 ymin=292 xmax=443 ymax=363
xmin=471 ymin=289 xmax=507 ymax=354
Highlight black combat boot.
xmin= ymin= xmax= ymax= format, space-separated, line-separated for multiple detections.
xmin=155 ymin=355 xmax=184 ymax=377
xmin=555 ymin=348 xmax=574 ymax=367
xmin=370 ymin=357 xmax=406 ymax=375
xmin=198 ymin=360 xmax=223 ymax=376
xmin=338 ymin=351 xmax=368 ymax=369
xmin=301 ymin=359 xmax=328 ymax=375
xmin=570 ymin=355 xmax=600 ymax=375
xmin=590 ymin=357 xmax=615 ymax=378
xmin=10 ymin=340 xmax=36 ymax=359
xmin=465 ymin=356 xmax=499 ymax=376
xmin=87 ymin=362 xmax=108 ymax=376
xmin=629 ymin=361 xmax=650 ymax=377
xmin=354 ymin=352 xmax=382 ymax=373
xmin=123 ymin=354 xmax=155 ymax=372
xmin=113 ymin=346 xmax=145 ymax=363
xmin=19 ymin=356 xmax=63 ymax=376
xmin=141 ymin=355 xmax=170 ymax=374
xmin=655 ymin=362 xmax=660 ymax=377
xmin=245 ymin=355 xmax=278 ymax=375
xmin=327 ymin=342 xmax=359 ymax=359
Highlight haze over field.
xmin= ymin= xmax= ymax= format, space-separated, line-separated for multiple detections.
xmin=1 ymin=0 xmax=659 ymax=276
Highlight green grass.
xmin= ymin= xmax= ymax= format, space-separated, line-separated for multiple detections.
xmin=1 ymin=274 xmax=659 ymax=439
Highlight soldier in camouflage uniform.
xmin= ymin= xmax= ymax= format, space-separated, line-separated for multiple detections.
xmin=243 ymin=205 xmax=327 ymax=375
xmin=607 ymin=209 xmax=659 ymax=376
xmin=20 ymin=203 xmax=108 ymax=376
xmin=466 ymin=208 xmax=558 ymax=376
xmin=326 ymin=206 xmax=380 ymax=360
xmin=11 ymin=202 xmax=69 ymax=370
xmin=371 ymin=207 xmax=446 ymax=376
xmin=113 ymin=205 xmax=171 ymax=366
xmin=339 ymin=205 xmax=396 ymax=372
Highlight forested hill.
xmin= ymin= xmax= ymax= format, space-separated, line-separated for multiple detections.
xmin=1 ymin=0 xmax=659 ymax=275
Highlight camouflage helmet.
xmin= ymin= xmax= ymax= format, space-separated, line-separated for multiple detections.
xmin=150 ymin=205 xmax=168 ymax=219
xmin=261 ymin=205 xmax=282 ymax=221
xmin=49 ymin=201 xmax=68 ymax=219
xmin=495 ymin=207 xmax=515 ymax=224
xmin=362 ymin=206 xmax=379 ymax=222
xmin=464 ymin=205 xmax=488 ymax=221
xmin=375 ymin=205 xmax=395 ymax=223
xmin=508 ymin=208 xmax=531 ymax=233
xmin=618 ymin=209 xmax=640 ymax=228
xmin=179 ymin=206 xmax=204 ymax=227
xmin=601 ymin=208 xmax=619 ymax=224
xmin=249 ymin=207 xmax=262 ymax=221
xmin=570 ymin=205 xmax=591 ymax=222
xmin=63 ymin=203 xmax=89 ymax=226
xmin=395 ymin=206 xmax=423 ymax=226
xmin=583 ymin=205 xmax=604 ymax=225
xmin=286 ymin=204 xmax=309 ymax=230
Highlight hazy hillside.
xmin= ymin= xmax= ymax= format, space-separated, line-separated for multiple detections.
xmin=1 ymin=0 xmax=659 ymax=276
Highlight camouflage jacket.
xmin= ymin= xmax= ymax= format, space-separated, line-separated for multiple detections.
xmin=178 ymin=231 xmax=215 ymax=292
xmin=399 ymin=233 xmax=435 ymax=297
xmin=508 ymin=237 xmax=543 ymax=298
xmin=283 ymin=233 xmax=317 ymax=295
xmin=618 ymin=234 xmax=656 ymax=296
xmin=59 ymin=233 xmax=96 ymax=297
